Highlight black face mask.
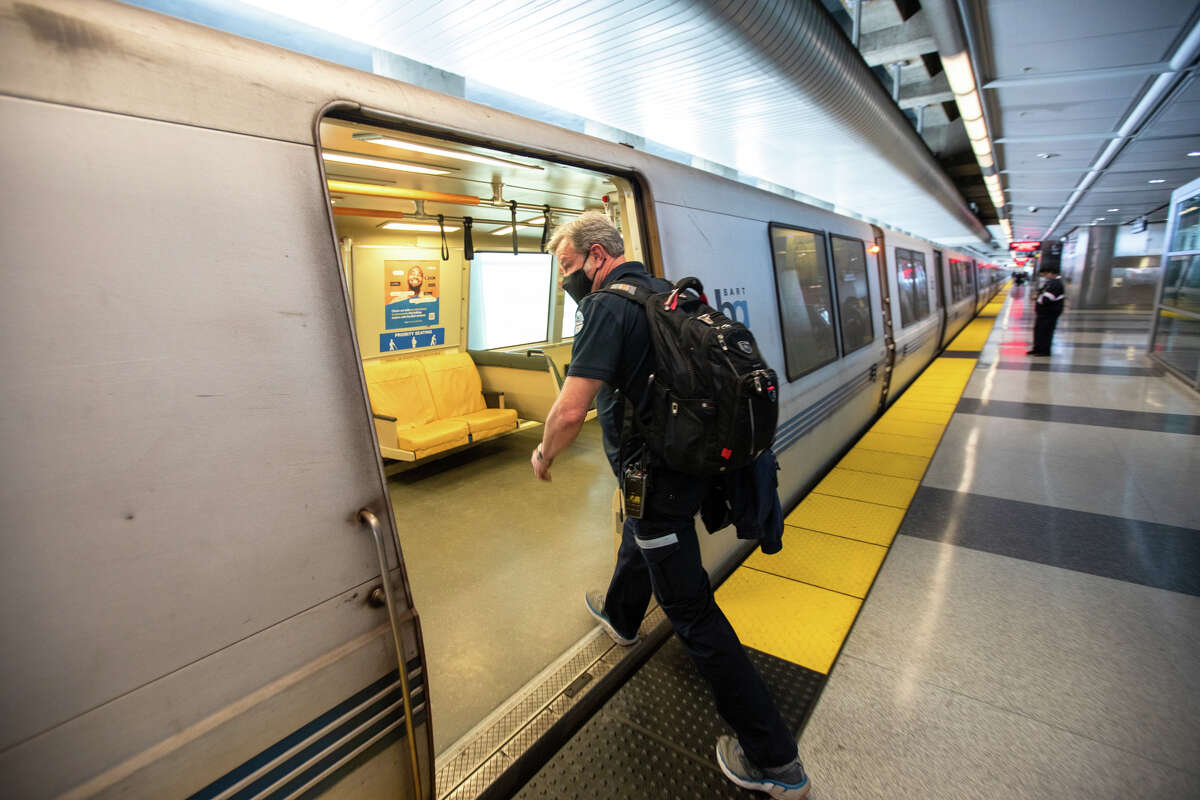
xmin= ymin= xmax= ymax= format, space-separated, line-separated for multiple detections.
xmin=562 ymin=254 xmax=592 ymax=304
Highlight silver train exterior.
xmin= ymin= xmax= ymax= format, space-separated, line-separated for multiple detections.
xmin=0 ymin=1 xmax=1003 ymax=798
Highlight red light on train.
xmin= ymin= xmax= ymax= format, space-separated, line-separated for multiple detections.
xmin=1009 ymin=241 xmax=1041 ymax=252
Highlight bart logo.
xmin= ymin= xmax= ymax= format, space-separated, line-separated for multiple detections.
xmin=713 ymin=288 xmax=749 ymax=326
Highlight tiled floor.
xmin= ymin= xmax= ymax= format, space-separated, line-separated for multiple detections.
xmin=801 ymin=289 xmax=1200 ymax=799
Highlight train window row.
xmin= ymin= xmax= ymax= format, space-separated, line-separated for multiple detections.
xmin=769 ymin=224 xmax=875 ymax=382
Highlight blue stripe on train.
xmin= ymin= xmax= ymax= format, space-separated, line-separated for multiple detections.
xmin=189 ymin=658 xmax=423 ymax=800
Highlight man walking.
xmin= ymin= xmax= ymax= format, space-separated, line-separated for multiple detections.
xmin=530 ymin=211 xmax=809 ymax=799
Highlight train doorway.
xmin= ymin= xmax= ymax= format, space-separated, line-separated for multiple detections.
xmin=318 ymin=112 xmax=649 ymax=754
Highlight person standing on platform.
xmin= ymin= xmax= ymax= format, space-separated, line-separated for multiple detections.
xmin=1028 ymin=266 xmax=1065 ymax=356
xmin=529 ymin=211 xmax=810 ymax=799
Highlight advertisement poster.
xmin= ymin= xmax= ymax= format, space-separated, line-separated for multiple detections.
xmin=385 ymin=260 xmax=440 ymax=331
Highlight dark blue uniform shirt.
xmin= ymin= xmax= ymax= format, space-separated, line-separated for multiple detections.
xmin=566 ymin=261 xmax=670 ymax=474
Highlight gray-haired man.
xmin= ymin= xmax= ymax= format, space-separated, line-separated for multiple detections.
xmin=531 ymin=211 xmax=809 ymax=798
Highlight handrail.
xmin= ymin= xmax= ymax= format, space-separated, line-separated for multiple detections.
xmin=359 ymin=509 xmax=424 ymax=799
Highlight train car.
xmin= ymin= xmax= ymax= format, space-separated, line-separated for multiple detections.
xmin=0 ymin=2 xmax=1002 ymax=798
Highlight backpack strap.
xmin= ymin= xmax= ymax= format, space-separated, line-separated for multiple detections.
xmin=599 ymin=280 xmax=656 ymax=306
xmin=595 ymin=279 xmax=659 ymax=469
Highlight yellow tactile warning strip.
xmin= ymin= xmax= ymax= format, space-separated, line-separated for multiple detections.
xmin=716 ymin=285 xmax=1011 ymax=675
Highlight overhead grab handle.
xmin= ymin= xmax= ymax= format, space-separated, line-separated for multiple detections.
xmin=540 ymin=204 xmax=551 ymax=253
xmin=463 ymin=216 xmax=474 ymax=261
xmin=509 ymin=200 xmax=519 ymax=256
xmin=438 ymin=214 xmax=449 ymax=261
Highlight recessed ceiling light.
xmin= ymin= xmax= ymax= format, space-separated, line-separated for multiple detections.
xmin=1107 ymin=208 xmax=1120 ymax=212
xmin=379 ymin=221 xmax=461 ymax=232
xmin=353 ymin=133 xmax=543 ymax=171
xmin=1149 ymin=179 xmax=1166 ymax=184
xmin=322 ymin=151 xmax=451 ymax=175
xmin=1188 ymin=151 xmax=1200 ymax=157
xmin=1036 ymin=152 xmax=1059 ymax=159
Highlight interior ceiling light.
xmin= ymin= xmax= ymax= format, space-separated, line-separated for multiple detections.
xmin=1149 ymin=179 xmax=1166 ymax=184
xmin=327 ymin=179 xmax=480 ymax=206
xmin=353 ymin=133 xmax=543 ymax=171
xmin=1188 ymin=151 xmax=1200 ymax=157
xmin=1036 ymin=153 xmax=1059 ymax=159
xmin=379 ymin=221 xmax=461 ymax=232
xmin=1107 ymin=208 xmax=1120 ymax=212
xmin=322 ymin=151 xmax=452 ymax=175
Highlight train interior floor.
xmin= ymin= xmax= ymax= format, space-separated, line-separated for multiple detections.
xmin=516 ymin=285 xmax=1200 ymax=799
xmin=388 ymin=419 xmax=618 ymax=753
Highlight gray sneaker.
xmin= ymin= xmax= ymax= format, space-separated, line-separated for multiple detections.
xmin=584 ymin=590 xmax=637 ymax=646
xmin=715 ymin=735 xmax=810 ymax=799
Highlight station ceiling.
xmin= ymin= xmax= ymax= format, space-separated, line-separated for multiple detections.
xmin=151 ymin=0 xmax=1200 ymax=254
xmin=975 ymin=0 xmax=1200 ymax=244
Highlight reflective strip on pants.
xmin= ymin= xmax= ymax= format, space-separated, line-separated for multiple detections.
xmin=635 ymin=532 xmax=679 ymax=549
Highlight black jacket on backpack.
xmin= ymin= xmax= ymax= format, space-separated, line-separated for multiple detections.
xmin=700 ymin=449 xmax=785 ymax=554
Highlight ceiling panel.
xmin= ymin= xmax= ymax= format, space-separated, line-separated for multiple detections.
xmin=992 ymin=29 xmax=1181 ymax=75
xmin=984 ymin=0 xmax=1186 ymax=42
xmin=1000 ymin=142 xmax=1102 ymax=172
xmin=978 ymin=0 xmax=1200 ymax=240
xmin=1003 ymin=171 xmax=1087 ymax=190
xmin=994 ymin=76 xmax=1155 ymax=108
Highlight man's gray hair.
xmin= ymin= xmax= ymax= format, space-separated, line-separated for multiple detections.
xmin=546 ymin=210 xmax=625 ymax=258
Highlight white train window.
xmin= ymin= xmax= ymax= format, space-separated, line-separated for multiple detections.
xmin=830 ymin=235 xmax=874 ymax=354
xmin=769 ymin=224 xmax=838 ymax=381
xmin=467 ymin=252 xmax=554 ymax=350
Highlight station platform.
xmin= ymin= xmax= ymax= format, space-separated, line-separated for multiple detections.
xmin=514 ymin=285 xmax=1200 ymax=799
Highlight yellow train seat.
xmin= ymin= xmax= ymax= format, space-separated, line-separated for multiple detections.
xmin=421 ymin=352 xmax=520 ymax=441
xmin=362 ymin=358 xmax=469 ymax=460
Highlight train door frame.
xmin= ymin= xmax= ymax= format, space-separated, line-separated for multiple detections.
xmin=870 ymin=225 xmax=895 ymax=413
xmin=312 ymin=100 xmax=662 ymax=772
xmin=932 ymin=248 xmax=948 ymax=348
xmin=314 ymin=101 xmax=438 ymax=800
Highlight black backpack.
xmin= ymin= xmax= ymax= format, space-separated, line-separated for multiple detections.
xmin=602 ymin=276 xmax=779 ymax=475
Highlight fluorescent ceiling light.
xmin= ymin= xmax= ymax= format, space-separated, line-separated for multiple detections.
xmin=354 ymin=133 xmax=543 ymax=170
xmin=962 ymin=116 xmax=988 ymax=142
xmin=322 ymin=151 xmax=451 ymax=175
xmin=941 ymin=52 xmax=975 ymax=96
xmin=491 ymin=217 xmax=547 ymax=235
xmin=955 ymin=90 xmax=983 ymax=123
xmin=379 ymin=221 xmax=461 ymax=232
xmin=1148 ymin=179 xmax=1166 ymax=183
xmin=969 ymin=137 xmax=992 ymax=158
xmin=1188 ymin=151 xmax=1200 ymax=157
xmin=1107 ymin=208 xmax=1120 ymax=212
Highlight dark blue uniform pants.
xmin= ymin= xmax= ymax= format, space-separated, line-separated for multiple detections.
xmin=1032 ymin=309 xmax=1061 ymax=354
xmin=602 ymin=466 xmax=798 ymax=769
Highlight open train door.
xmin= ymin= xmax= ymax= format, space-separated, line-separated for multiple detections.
xmin=0 ymin=32 xmax=431 ymax=800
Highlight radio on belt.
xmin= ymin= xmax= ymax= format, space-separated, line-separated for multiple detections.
xmin=622 ymin=463 xmax=646 ymax=520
